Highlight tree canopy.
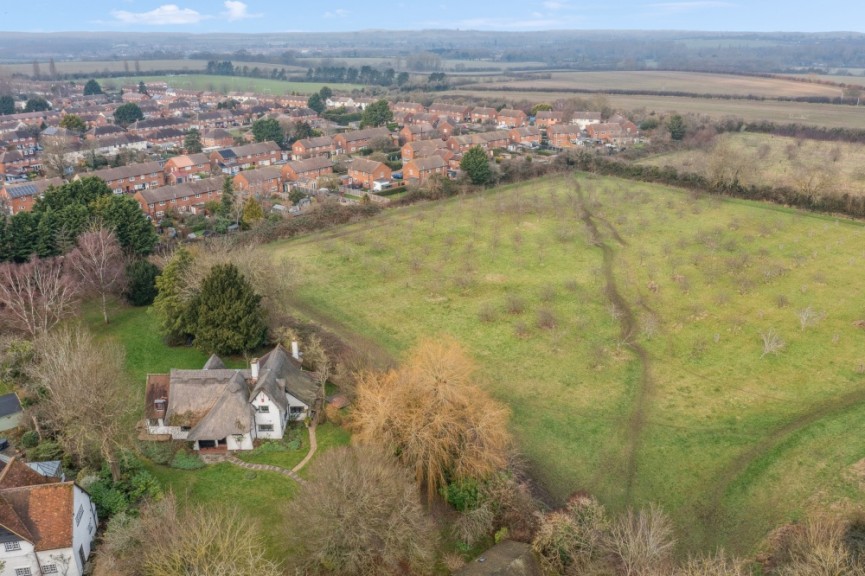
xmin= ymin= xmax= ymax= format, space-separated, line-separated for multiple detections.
xmin=189 ymin=263 xmax=266 ymax=355
xmin=251 ymin=117 xmax=284 ymax=148
xmin=59 ymin=113 xmax=86 ymax=133
xmin=307 ymin=93 xmax=325 ymax=115
xmin=24 ymin=97 xmax=50 ymax=112
xmin=183 ymin=128 xmax=202 ymax=153
xmin=360 ymin=99 xmax=393 ymax=128
xmin=460 ymin=145 xmax=494 ymax=186
xmin=83 ymin=79 xmax=103 ymax=96
xmin=114 ymin=102 xmax=144 ymax=127
xmin=668 ymin=114 xmax=686 ymax=141
xmin=0 ymin=95 xmax=15 ymax=116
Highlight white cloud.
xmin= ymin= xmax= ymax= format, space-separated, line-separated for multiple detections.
xmin=324 ymin=8 xmax=350 ymax=18
xmin=111 ymin=4 xmax=208 ymax=25
xmin=542 ymin=1 xmax=568 ymax=10
xmin=648 ymin=1 xmax=735 ymax=12
xmin=222 ymin=1 xmax=261 ymax=21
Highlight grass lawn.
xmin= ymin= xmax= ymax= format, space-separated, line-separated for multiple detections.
xmin=267 ymin=174 xmax=865 ymax=555
xmin=238 ymin=422 xmax=351 ymax=472
xmin=105 ymin=74 xmax=363 ymax=95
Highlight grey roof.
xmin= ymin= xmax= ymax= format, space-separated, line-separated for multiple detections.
xmin=0 ymin=394 xmax=21 ymax=418
xmin=294 ymin=136 xmax=332 ymax=149
xmin=0 ymin=456 xmax=62 ymax=480
xmin=237 ymin=165 xmax=282 ymax=184
xmin=84 ymin=161 xmax=163 ymax=183
xmin=410 ymin=155 xmax=447 ymax=171
xmin=286 ymin=156 xmax=332 ymax=174
xmin=218 ymin=141 xmax=281 ymax=159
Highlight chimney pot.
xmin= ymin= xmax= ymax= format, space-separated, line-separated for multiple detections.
xmin=250 ymin=358 xmax=259 ymax=382
xmin=291 ymin=341 xmax=300 ymax=361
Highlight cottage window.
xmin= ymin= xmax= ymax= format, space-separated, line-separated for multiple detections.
xmin=76 ymin=504 xmax=84 ymax=526
xmin=154 ymin=399 xmax=166 ymax=412
xmin=289 ymin=406 xmax=304 ymax=414
xmin=15 ymin=568 xmax=31 ymax=576
xmin=4 ymin=541 xmax=21 ymax=551
xmin=180 ymin=426 xmax=191 ymax=432
xmin=256 ymin=405 xmax=269 ymax=413
xmin=41 ymin=565 xmax=59 ymax=574
xmin=258 ymin=424 xmax=274 ymax=432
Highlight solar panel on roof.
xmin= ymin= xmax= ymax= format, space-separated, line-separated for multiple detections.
xmin=7 ymin=184 xmax=38 ymax=199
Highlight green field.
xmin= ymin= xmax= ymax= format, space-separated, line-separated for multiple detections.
xmin=465 ymin=70 xmax=844 ymax=98
xmin=0 ymin=59 xmax=306 ymax=77
xmin=268 ymin=175 xmax=865 ymax=554
xmin=103 ymin=74 xmax=363 ymax=95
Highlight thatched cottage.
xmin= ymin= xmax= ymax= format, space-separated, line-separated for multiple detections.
xmin=143 ymin=345 xmax=319 ymax=452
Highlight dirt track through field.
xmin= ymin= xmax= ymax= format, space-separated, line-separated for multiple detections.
xmin=576 ymin=186 xmax=653 ymax=502
xmin=697 ymin=384 xmax=865 ymax=546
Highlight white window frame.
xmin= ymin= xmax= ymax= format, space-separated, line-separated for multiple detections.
xmin=4 ymin=541 xmax=21 ymax=552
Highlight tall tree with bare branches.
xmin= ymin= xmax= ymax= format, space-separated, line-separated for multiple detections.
xmin=352 ymin=338 xmax=511 ymax=502
xmin=67 ymin=226 xmax=126 ymax=323
xmin=0 ymin=257 xmax=80 ymax=337
xmin=28 ymin=325 xmax=131 ymax=481
xmin=284 ymin=445 xmax=436 ymax=576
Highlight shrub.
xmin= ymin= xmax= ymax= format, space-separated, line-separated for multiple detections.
xmin=137 ymin=441 xmax=177 ymax=465
xmin=28 ymin=440 xmax=63 ymax=461
xmin=87 ymin=479 xmax=130 ymax=517
xmin=20 ymin=430 xmax=39 ymax=448
xmin=169 ymin=449 xmax=204 ymax=470
xmin=443 ymin=479 xmax=482 ymax=512
xmin=505 ymin=294 xmax=526 ymax=315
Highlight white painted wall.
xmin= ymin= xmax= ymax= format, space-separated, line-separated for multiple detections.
xmin=71 ymin=484 xmax=98 ymax=575
xmin=226 ymin=432 xmax=254 ymax=451
xmin=252 ymin=392 xmax=284 ymax=439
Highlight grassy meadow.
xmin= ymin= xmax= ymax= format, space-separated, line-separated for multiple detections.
xmin=104 ymin=74 xmax=362 ymax=95
xmin=638 ymin=132 xmax=865 ymax=197
xmin=268 ymin=174 xmax=865 ymax=554
xmin=466 ymin=70 xmax=844 ymax=98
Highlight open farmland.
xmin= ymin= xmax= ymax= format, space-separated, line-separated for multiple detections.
xmin=639 ymin=132 xmax=865 ymax=198
xmin=0 ymin=59 xmax=306 ymax=77
xmin=270 ymin=175 xmax=865 ymax=554
xmin=465 ymin=70 xmax=845 ymax=98
xmin=451 ymin=89 xmax=865 ymax=129
xmin=103 ymin=74 xmax=362 ymax=95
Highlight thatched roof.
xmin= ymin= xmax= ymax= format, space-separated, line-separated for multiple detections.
xmin=164 ymin=368 xmax=251 ymax=429
xmin=187 ymin=372 xmax=254 ymax=441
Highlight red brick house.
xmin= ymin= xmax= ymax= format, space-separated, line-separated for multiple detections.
xmin=470 ymin=107 xmax=498 ymax=124
xmin=399 ymin=123 xmax=437 ymax=143
xmin=135 ymin=178 xmax=223 ymax=217
xmin=0 ymin=151 xmax=30 ymax=176
xmin=0 ymin=178 xmax=63 ymax=215
xmin=78 ymin=161 xmax=165 ymax=195
xmin=233 ymin=166 xmax=283 ymax=198
xmin=403 ymin=155 xmax=448 ymax=186
xmin=210 ymin=142 xmax=282 ymax=174
xmin=149 ymin=128 xmax=185 ymax=150
xmin=496 ymin=109 xmax=528 ymax=128
xmin=435 ymin=119 xmax=456 ymax=138
xmin=534 ymin=110 xmax=566 ymax=128
xmin=401 ymin=140 xmax=449 ymax=162
xmin=332 ymin=127 xmax=392 ymax=155
xmin=163 ymin=153 xmax=213 ymax=184
xmin=587 ymin=123 xmax=624 ymax=143
xmin=348 ymin=158 xmax=392 ymax=189
xmin=509 ymin=127 xmax=542 ymax=147
xmin=281 ymin=157 xmax=334 ymax=183
xmin=202 ymin=128 xmax=233 ymax=149
xmin=291 ymin=136 xmax=334 ymax=160
xmin=429 ymin=103 xmax=472 ymax=122
xmin=548 ymin=125 xmax=582 ymax=148
xmin=393 ymin=102 xmax=425 ymax=114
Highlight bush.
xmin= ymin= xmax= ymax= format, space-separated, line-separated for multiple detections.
xmin=28 ymin=440 xmax=63 ymax=461
xmin=124 ymin=260 xmax=160 ymax=306
xmin=169 ymin=449 xmax=204 ymax=470
xmin=137 ymin=440 xmax=177 ymax=465
xmin=20 ymin=430 xmax=39 ymax=448
xmin=87 ymin=479 xmax=130 ymax=517
xmin=443 ymin=479 xmax=482 ymax=512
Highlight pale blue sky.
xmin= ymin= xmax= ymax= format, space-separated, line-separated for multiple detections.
xmin=2 ymin=1 xmax=862 ymax=33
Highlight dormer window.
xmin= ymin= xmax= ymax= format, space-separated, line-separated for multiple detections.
xmin=154 ymin=398 xmax=167 ymax=412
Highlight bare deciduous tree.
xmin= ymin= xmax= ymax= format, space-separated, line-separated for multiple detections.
xmin=284 ymin=445 xmax=437 ymax=576
xmin=28 ymin=326 xmax=131 ymax=481
xmin=351 ymin=338 xmax=511 ymax=502
xmin=674 ymin=551 xmax=747 ymax=576
xmin=533 ymin=495 xmax=609 ymax=576
xmin=40 ymin=135 xmax=74 ymax=178
xmin=606 ymin=504 xmax=676 ymax=576
xmin=773 ymin=514 xmax=865 ymax=576
xmin=68 ymin=226 xmax=126 ymax=323
xmin=97 ymin=494 xmax=281 ymax=576
xmin=0 ymin=258 xmax=80 ymax=337
xmin=761 ymin=329 xmax=785 ymax=357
